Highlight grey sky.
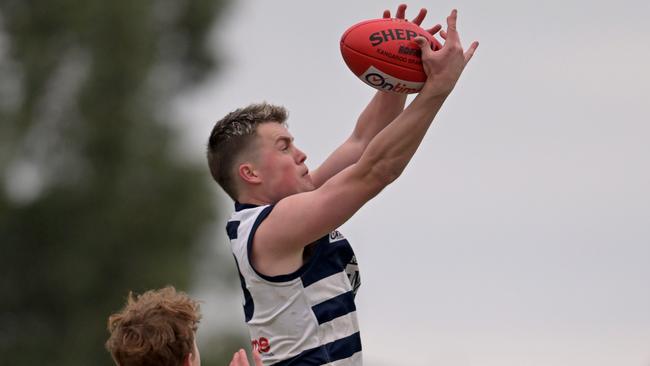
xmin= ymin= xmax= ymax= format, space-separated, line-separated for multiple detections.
xmin=177 ymin=1 xmax=650 ymax=365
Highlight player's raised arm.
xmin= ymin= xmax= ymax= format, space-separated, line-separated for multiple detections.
xmin=310 ymin=4 xmax=442 ymax=188
xmin=253 ymin=9 xmax=478 ymax=276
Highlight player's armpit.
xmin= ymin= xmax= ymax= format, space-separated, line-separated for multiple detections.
xmin=251 ymin=162 xmax=387 ymax=276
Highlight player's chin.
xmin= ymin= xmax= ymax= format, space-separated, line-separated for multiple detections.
xmin=302 ymin=176 xmax=315 ymax=192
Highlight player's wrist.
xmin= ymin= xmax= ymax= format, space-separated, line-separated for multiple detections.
xmin=418 ymin=82 xmax=454 ymax=100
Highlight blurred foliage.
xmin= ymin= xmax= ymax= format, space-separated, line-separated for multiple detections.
xmin=0 ymin=0 xmax=244 ymax=364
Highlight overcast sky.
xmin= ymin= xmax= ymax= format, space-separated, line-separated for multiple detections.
xmin=176 ymin=1 xmax=650 ymax=365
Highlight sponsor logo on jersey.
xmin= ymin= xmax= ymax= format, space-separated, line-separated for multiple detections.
xmin=251 ymin=336 xmax=271 ymax=353
xmin=329 ymin=230 xmax=345 ymax=243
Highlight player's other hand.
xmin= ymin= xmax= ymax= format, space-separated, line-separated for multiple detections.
xmin=228 ymin=348 xmax=263 ymax=366
xmin=383 ymin=3 xmax=442 ymax=46
xmin=412 ymin=9 xmax=479 ymax=97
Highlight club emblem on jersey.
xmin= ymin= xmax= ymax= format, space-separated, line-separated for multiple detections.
xmin=346 ymin=255 xmax=361 ymax=296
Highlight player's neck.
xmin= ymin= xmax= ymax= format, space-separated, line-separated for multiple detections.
xmin=236 ymin=192 xmax=272 ymax=207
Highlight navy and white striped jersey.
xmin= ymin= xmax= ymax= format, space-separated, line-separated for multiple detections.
xmin=226 ymin=202 xmax=362 ymax=366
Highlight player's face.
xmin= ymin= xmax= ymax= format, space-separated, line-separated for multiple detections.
xmin=254 ymin=122 xmax=314 ymax=201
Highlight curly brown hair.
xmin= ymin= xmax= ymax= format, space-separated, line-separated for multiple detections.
xmin=207 ymin=102 xmax=288 ymax=200
xmin=106 ymin=286 xmax=201 ymax=366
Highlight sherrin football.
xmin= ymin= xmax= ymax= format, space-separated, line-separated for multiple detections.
xmin=340 ymin=18 xmax=442 ymax=94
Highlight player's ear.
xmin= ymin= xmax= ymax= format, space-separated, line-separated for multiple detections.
xmin=239 ymin=162 xmax=261 ymax=184
xmin=183 ymin=352 xmax=193 ymax=366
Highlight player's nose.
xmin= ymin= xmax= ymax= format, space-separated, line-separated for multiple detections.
xmin=294 ymin=147 xmax=307 ymax=164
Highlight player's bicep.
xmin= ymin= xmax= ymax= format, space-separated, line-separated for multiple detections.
xmin=257 ymin=164 xmax=384 ymax=253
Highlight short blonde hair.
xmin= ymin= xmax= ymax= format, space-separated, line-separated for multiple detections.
xmin=207 ymin=102 xmax=288 ymax=200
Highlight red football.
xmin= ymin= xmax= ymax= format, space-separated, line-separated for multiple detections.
xmin=340 ymin=18 xmax=442 ymax=94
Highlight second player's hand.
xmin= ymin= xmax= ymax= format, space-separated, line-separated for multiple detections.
xmin=229 ymin=348 xmax=263 ymax=366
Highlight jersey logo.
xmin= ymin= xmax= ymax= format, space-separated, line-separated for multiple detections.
xmin=329 ymin=230 xmax=345 ymax=243
xmin=346 ymin=255 xmax=361 ymax=296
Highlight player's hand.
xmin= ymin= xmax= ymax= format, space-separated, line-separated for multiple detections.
xmin=229 ymin=348 xmax=263 ymax=366
xmin=383 ymin=4 xmax=442 ymax=44
xmin=412 ymin=9 xmax=479 ymax=97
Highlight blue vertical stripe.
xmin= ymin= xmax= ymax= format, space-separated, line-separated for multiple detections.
xmin=232 ymin=255 xmax=254 ymax=322
xmin=301 ymin=239 xmax=354 ymax=288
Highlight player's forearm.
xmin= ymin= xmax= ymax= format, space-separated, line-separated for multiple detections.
xmin=358 ymin=91 xmax=447 ymax=182
xmin=351 ymin=91 xmax=407 ymax=147
xmin=309 ymin=91 xmax=407 ymax=188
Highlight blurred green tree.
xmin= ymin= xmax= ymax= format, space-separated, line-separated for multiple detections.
xmin=0 ymin=0 xmax=243 ymax=364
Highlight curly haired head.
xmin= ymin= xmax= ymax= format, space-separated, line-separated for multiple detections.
xmin=106 ymin=286 xmax=201 ymax=366
xmin=207 ymin=102 xmax=288 ymax=200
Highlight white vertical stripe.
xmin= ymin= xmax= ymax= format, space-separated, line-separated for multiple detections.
xmin=303 ymin=271 xmax=352 ymax=306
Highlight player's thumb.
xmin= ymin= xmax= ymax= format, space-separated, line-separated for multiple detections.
xmin=413 ymin=36 xmax=434 ymax=58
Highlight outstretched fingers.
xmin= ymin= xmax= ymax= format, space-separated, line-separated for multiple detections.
xmin=384 ymin=4 xmax=407 ymax=19
xmin=229 ymin=349 xmax=250 ymax=366
xmin=410 ymin=8 xmax=427 ymax=25
xmin=395 ymin=4 xmax=407 ymax=19
xmin=464 ymin=41 xmax=479 ymax=63
xmin=386 ymin=7 xmax=476 ymax=62
xmin=444 ymin=9 xmax=460 ymax=43
xmin=240 ymin=349 xmax=250 ymax=365
xmin=442 ymin=9 xmax=479 ymax=64
xmin=385 ymin=5 xmax=431 ymax=30
xmin=426 ymin=24 xmax=442 ymax=36
xmin=252 ymin=348 xmax=263 ymax=366
xmin=442 ymin=9 xmax=477 ymax=58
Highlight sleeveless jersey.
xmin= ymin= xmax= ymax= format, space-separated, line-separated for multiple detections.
xmin=226 ymin=202 xmax=362 ymax=365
